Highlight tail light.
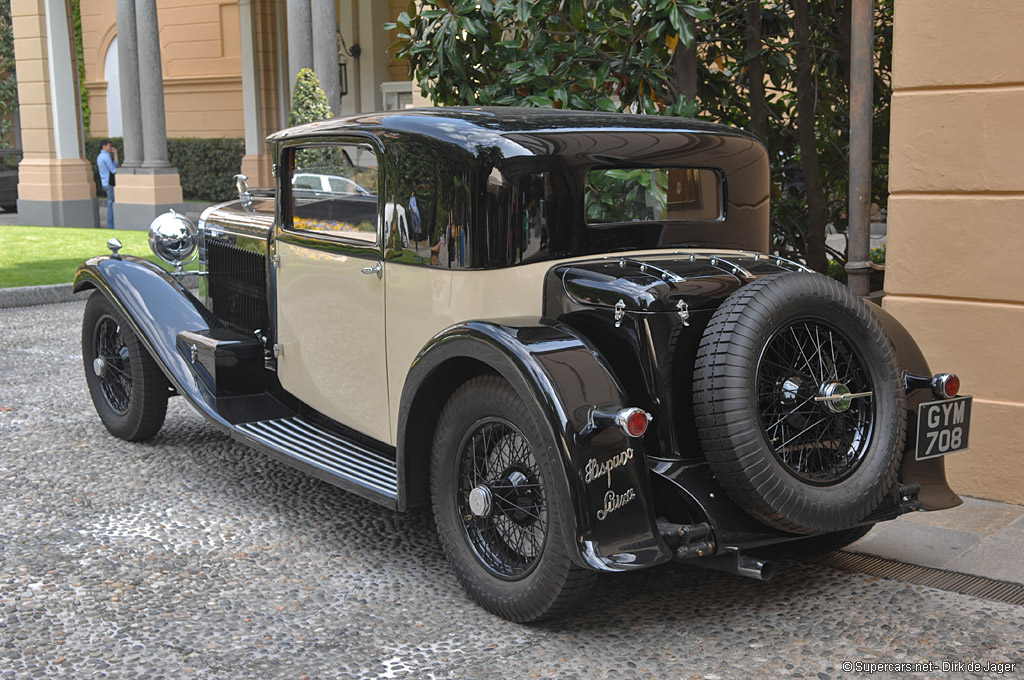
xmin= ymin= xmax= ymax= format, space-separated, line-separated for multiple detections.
xmin=932 ymin=373 xmax=960 ymax=399
xmin=615 ymin=407 xmax=652 ymax=438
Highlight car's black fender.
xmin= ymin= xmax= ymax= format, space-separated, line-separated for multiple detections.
xmin=870 ymin=303 xmax=962 ymax=512
xmin=397 ymin=318 xmax=674 ymax=572
xmin=74 ymin=255 xmax=232 ymax=432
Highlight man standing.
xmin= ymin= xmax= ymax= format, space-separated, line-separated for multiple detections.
xmin=96 ymin=140 xmax=118 ymax=229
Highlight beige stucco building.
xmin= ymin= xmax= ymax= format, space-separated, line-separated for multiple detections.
xmin=9 ymin=0 xmax=1021 ymax=504
xmin=885 ymin=1 xmax=1023 ymax=504
xmin=80 ymin=0 xmax=411 ymax=142
xmin=11 ymin=0 xmax=411 ymax=225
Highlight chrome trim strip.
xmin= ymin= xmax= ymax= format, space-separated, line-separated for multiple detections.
xmin=237 ymin=416 xmax=398 ymax=497
xmin=770 ymin=253 xmax=813 ymax=273
xmin=610 ymin=257 xmax=685 ymax=283
xmin=699 ymin=253 xmax=755 ymax=279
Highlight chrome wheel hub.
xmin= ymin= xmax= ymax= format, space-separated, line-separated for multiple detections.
xmin=92 ymin=357 xmax=107 ymax=378
xmin=468 ymin=485 xmax=494 ymax=518
xmin=818 ymin=382 xmax=853 ymax=413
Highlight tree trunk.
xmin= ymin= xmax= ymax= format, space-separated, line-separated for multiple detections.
xmin=671 ymin=15 xmax=699 ymax=103
xmin=744 ymin=0 xmax=767 ymax=141
xmin=791 ymin=0 xmax=828 ymax=272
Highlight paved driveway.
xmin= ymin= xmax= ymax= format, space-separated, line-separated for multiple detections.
xmin=2 ymin=298 xmax=1022 ymax=679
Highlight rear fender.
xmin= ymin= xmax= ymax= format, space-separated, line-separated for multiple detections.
xmin=74 ymin=255 xmax=230 ymax=431
xmin=873 ymin=303 xmax=962 ymax=512
xmin=398 ymin=318 xmax=672 ymax=571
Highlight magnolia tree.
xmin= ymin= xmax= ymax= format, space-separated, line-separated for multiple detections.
xmin=387 ymin=0 xmax=894 ymax=273
xmin=387 ymin=0 xmax=709 ymax=116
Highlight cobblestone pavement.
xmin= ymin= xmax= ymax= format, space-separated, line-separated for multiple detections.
xmin=2 ymin=298 xmax=1022 ymax=680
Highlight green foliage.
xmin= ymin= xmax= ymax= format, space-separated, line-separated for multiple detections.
xmin=585 ymin=168 xmax=667 ymax=223
xmin=169 ymin=137 xmax=246 ymax=202
xmin=85 ymin=137 xmax=246 ymax=203
xmin=870 ymin=244 xmax=885 ymax=264
xmin=72 ymin=0 xmax=89 ymax=135
xmin=0 ymin=0 xmax=17 ymax=148
xmin=694 ymin=0 xmax=893 ymax=267
xmin=288 ymin=68 xmax=332 ymax=125
xmin=388 ymin=0 xmax=894 ymax=268
xmin=386 ymin=0 xmax=705 ymax=115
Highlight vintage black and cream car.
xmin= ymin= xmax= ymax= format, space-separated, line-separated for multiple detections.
xmin=75 ymin=108 xmax=971 ymax=622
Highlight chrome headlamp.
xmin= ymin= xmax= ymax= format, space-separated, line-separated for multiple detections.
xmin=148 ymin=209 xmax=198 ymax=273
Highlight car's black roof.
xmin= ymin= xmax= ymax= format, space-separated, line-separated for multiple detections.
xmin=267 ymin=106 xmax=757 ymax=157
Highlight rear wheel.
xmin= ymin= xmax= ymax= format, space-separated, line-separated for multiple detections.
xmin=430 ymin=376 xmax=595 ymax=622
xmin=82 ymin=291 xmax=169 ymax=441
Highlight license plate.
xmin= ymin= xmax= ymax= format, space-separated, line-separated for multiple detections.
xmin=915 ymin=395 xmax=972 ymax=461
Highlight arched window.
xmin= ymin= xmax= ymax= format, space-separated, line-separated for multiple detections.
xmin=104 ymin=36 xmax=122 ymax=137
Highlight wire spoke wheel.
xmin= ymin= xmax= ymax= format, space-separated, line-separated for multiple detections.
xmin=82 ymin=292 xmax=169 ymax=442
xmin=95 ymin=315 xmax=133 ymax=414
xmin=430 ymin=375 xmax=595 ymax=622
xmin=458 ymin=419 xmax=547 ymax=579
xmin=756 ymin=319 xmax=874 ymax=485
xmin=693 ymin=272 xmax=905 ymax=534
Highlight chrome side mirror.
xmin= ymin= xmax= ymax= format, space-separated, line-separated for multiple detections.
xmin=148 ymin=209 xmax=198 ymax=274
xmin=234 ymin=173 xmax=254 ymax=210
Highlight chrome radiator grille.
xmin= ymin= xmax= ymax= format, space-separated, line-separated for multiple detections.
xmin=207 ymin=240 xmax=269 ymax=336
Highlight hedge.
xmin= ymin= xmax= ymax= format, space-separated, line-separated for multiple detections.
xmin=84 ymin=137 xmax=246 ymax=203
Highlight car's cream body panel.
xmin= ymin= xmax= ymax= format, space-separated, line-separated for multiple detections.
xmin=276 ymin=241 xmax=392 ymax=443
xmin=383 ymin=260 xmax=549 ymax=443
xmin=382 ymin=247 xmax=750 ymax=444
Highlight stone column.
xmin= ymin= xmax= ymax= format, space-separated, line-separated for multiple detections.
xmin=274 ymin=0 xmax=290 ymax=128
xmin=114 ymin=0 xmax=144 ymax=168
xmin=357 ymin=0 xmax=390 ymax=112
xmin=12 ymin=0 xmax=99 ymax=227
xmin=239 ymin=0 xmax=271 ymax=186
xmin=135 ymin=0 xmax=170 ymax=168
xmin=336 ymin=0 xmax=357 ymax=116
xmin=286 ymin=0 xmax=313 ymax=103
xmin=113 ymin=0 xmax=184 ymax=229
xmin=311 ymin=0 xmax=339 ymax=116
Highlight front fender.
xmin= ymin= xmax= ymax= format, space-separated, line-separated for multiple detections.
xmin=398 ymin=318 xmax=672 ymax=572
xmin=74 ymin=255 xmax=230 ymax=432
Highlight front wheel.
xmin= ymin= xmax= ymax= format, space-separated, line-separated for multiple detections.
xmin=82 ymin=291 xmax=169 ymax=441
xmin=430 ymin=376 xmax=595 ymax=622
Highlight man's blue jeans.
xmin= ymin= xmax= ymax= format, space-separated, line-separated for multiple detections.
xmin=103 ymin=185 xmax=114 ymax=229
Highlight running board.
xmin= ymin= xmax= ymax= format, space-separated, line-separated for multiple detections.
xmin=236 ymin=416 xmax=398 ymax=502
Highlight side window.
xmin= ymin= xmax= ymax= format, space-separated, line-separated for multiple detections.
xmin=289 ymin=142 xmax=379 ymax=242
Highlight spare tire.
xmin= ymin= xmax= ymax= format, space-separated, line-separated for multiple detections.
xmin=692 ymin=271 xmax=905 ymax=534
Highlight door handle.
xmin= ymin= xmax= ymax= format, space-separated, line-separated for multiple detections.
xmin=361 ymin=261 xmax=383 ymax=279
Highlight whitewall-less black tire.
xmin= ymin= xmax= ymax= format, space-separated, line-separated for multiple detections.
xmin=693 ymin=272 xmax=905 ymax=534
xmin=430 ymin=375 xmax=595 ymax=622
xmin=82 ymin=291 xmax=170 ymax=442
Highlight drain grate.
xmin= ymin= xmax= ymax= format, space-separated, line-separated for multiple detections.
xmin=816 ymin=551 xmax=1024 ymax=606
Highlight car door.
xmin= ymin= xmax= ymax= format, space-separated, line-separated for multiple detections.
xmin=272 ymin=138 xmax=391 ymax=444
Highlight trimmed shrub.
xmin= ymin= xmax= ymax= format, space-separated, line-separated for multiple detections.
xmin=85 ymin=137 xmax=245 ymax=203
xmin=289 ymin=68 xmax=332 ymax=125
xmin=168 ymin=137 xmax=245 ymax=202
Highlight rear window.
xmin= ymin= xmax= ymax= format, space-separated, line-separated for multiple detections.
xmin=584 ymin=167 xmax=722 ymax=224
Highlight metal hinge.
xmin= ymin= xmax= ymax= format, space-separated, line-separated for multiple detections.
xmin=272 ymin=163 xmax=279 ymax=178
xmin=272 ymin=343 xmax=283 ymax=358
xmin=676 ymin=299 xmax=690 ymax=327
xmin=272 ymin=254 xmax=280 ymax=269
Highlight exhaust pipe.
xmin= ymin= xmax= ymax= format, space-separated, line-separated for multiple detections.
xmin=681 ymin=551 xmax=775 ymax=581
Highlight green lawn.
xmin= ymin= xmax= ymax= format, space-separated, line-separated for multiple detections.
xmin=0 ymin=225 xmax=197 ymax=288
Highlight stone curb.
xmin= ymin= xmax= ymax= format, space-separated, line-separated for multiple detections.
xmin=0 ymin=272 xmax=199 ymax=309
